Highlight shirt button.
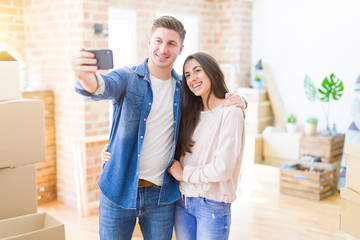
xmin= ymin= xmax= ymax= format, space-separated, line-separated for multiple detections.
xmin=149 ymin=102 xmax=151 ymax=105
xmin=138 ymin=154 xmax=140 ymax=157
xmin=144 ymin=118 xmax=146 ymax=121
xmin=176 ymin=88 xmax=179 ymax=91
xmin=140 ymin=136 xmax=143 ymax=139
xmin=174 ymin=103 xmax=177 ymax=106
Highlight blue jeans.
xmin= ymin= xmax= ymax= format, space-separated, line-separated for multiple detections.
xmin=174 ymin=196 xmax=231 ymax=240
xmin=99 ymin=186 xmax=175 ymax=240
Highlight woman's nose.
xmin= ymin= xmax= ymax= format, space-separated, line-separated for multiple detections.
xmin=189 ymin=74 xmax=197 ymax=82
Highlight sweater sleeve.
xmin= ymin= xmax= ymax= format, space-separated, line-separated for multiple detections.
xmin=182 ymin=108 xmax=245 ymax=184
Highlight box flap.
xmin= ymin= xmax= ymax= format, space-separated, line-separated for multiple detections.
xmin=340 ymin=187 xmax=360 ymax=204
xmin=0 ymin=51 xmax=17 ymax=61
xmin=0 ymin=212 xmax=64 ymax=239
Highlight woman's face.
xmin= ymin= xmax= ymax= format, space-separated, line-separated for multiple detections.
xmin=184 ymin=58 xmax=211 ymax=98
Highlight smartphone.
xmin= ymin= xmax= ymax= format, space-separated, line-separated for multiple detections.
xmin=85 ymin=49 xmax=114 ymax=70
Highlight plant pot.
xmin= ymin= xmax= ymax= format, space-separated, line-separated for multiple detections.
xmin=252 ymin=80 xmax=264 ymax=89
xmin=305 ymin=123 xmax=317 ymax=136
xmin=286 ymin=123 xmax=297 ymax=133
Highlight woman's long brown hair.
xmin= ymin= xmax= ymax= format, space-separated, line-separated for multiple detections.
xmin=175 ymin=52 xmax=229 ymax=158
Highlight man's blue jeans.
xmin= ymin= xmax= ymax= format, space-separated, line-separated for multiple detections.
xmin=99 ymin=186 xmax=175 ymax=240
xmin=174 ymin=196 xmax=231 ymax=240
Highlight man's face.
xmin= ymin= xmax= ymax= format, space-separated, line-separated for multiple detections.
xmin=148 ymin=27 xmax=184 ymax=70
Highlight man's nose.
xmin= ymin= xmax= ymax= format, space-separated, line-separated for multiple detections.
xmin=159 ymin=43 xmax=167 ymax=53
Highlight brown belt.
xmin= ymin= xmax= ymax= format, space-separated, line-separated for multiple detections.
xmin=138 ymin=179 xmax=155 ymax=188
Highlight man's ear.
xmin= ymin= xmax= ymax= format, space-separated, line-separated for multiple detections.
xmin=178 ymin=44 xmax=184 ymax=55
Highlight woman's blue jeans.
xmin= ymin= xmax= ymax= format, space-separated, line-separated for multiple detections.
xmin=99 ymin=186 xmax=175 ymax=240
xmin=174 ymin=196 xmax=231 ymax=240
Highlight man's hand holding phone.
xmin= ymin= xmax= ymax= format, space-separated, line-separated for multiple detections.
xmin=72 ymin=48 xmax=113 ymax=94
xmin=72 ymin=48 xmax=113 ymax=78
xmin=72 ymin=48 xmax=98 ymax=80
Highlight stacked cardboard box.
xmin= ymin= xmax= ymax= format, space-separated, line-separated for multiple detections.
xmin=238 ymin=88 xmax=274 ymax=135
xmin=340 ymin=144 xmax=360 ymax=238
xmin=237 ymin=88 xmax=273 ymax=166
xmin=22 ymin=90 xmax=57 ymax=204
xmin=0 ymin=51 xmax=65 ymax=239
xmin=262 ymin=129 xmax=301 ymax=167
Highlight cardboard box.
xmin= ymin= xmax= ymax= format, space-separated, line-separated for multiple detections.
xmin=340 ymin=187 xmax=360 ymax=238
xmin=0 ymin=212 xmax=65 ymax=240
xmin=262 ymin=157 xmax=297 ymax=167
xmin=242 ymin=134 xmax=263 ymax=171
xmin=243 ymin=134 xmax=263 ymax=163
xmin=0 ymin=99 xmax=46 ymax=168
xmin=0 ymin=164 xmax=38 ymax=220
xmin=245 ymin=101 xmax=273 ymax=120
xmin=280 ymin=161 xmax=336 ymax=200
xmin=0 ymin=51 xmax=21 ymax=101
xmin=263 ymin=130 xmax=301 ymax=161
xmin=245 ymin=117 xmax=274 ymax=134
xmin=237 ymin=87 xmax=268 ymax=102
xmin=346 ymin=144 xmax=360 ymax=157
xmin=345 ymin=152 xmax=360 ymax=194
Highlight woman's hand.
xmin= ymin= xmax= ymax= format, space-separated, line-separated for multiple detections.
xmin=101 ymin=144 xmax=111 ymax=164
xmin=167 ymin=160 xmax=184 ymax=182
xmin=223 ymin=93 xmax=248 ymax=110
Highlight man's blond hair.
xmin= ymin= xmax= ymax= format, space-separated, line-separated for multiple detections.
xmin=151 ymin=16 xmax=186 ymax=44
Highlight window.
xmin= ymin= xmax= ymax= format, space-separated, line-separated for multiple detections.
xmin=108 ymin=9 xmax=136 ymax=126
xmin=108 ymin=9 xmax=136 ymax=68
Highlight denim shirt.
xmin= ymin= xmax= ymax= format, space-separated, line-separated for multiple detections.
xmin=75 ymin=58 xmax=182 ymax=209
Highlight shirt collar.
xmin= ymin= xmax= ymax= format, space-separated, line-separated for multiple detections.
xmin=134 ymin=58 xmax=182 ymax=83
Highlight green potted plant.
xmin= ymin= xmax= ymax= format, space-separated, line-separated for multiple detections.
xmin=304 ymin=73 xmax=344 ymax=135
xmin=305 ymin=117 xmax=318 ymax=135
xmin=285 ymin=114 xmax=297 ymax=133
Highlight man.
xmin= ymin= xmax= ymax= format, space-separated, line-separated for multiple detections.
xmin=72 ymin=16 xmax=246 ymax=240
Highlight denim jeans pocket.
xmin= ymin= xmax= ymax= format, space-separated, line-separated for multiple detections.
xmin=202 ymin=198 xmax=227 ymax=210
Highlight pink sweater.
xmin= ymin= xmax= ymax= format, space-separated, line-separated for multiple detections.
xmin=180 ymin=105 xmax=245 ymax=203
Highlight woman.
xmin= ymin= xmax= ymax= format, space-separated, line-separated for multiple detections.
xmin=168 ymin=52 xmax=245 ymax=240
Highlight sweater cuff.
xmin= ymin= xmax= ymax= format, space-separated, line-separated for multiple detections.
xmin=74 ymin=72 xmax=105 ymax=95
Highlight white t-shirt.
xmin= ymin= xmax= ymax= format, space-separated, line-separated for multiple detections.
xmin=139 ymin=75 xmax=176 ymax=186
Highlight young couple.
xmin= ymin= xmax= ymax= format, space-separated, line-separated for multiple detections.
xmin=72 ymin=15 xmax=245 ymax=240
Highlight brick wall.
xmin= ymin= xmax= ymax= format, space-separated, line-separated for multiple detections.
xmin=1 ymin=0 xmax=252 ymax=208
xmin=214 ymin=0 xmax=252 ymax=87
xmin=112 ymin=0 xmax=251 ymax=86
xmin=0 ymin=0 xmax=25 ymax=60
xmin=0 ymin=0 xmax=110 ymax=207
